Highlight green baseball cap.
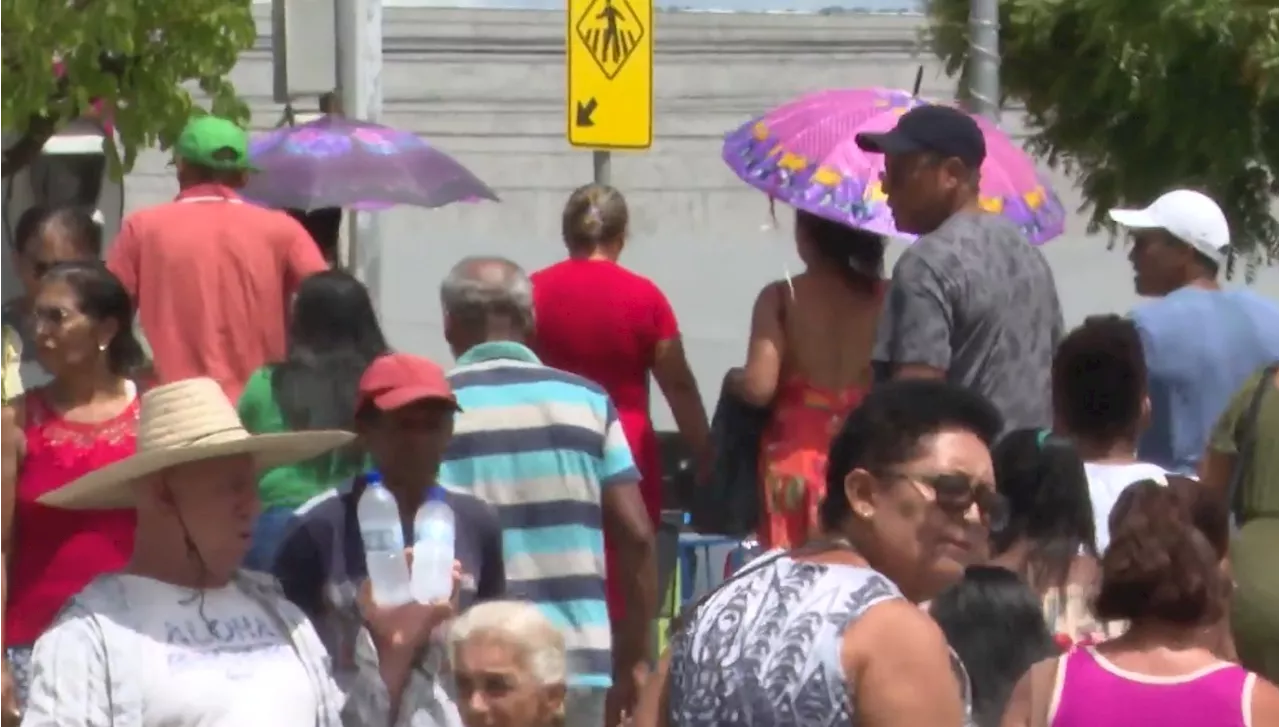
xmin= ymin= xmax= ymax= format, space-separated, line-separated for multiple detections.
xmin=174 ymin=116 xmax=257 ymax=172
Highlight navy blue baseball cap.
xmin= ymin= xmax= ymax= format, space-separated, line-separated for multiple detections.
xmin=854 ymin=104 xmax=986 ymax=169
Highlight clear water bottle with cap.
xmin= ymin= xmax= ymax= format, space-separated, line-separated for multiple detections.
xmin=358 ymin=471 xmax=412 ymax=606
xmin=411 ymin=487 xmax=455 ymax=603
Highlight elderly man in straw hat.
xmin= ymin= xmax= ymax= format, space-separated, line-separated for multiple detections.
xmin=20 ymin=377 xmax=459 ymax=726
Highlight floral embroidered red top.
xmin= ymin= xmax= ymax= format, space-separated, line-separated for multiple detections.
xmin=3 ymin=389 xmax=139 ymax=647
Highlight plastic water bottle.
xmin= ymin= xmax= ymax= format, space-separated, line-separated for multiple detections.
xmin=412 ymin=488 xmax=455 ymax=603
xmin=358 ymin=471 xmax=412 ymax=606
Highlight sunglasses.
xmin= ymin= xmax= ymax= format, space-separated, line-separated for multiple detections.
xmin=879 ymin=470 xmax=1009 ymax=531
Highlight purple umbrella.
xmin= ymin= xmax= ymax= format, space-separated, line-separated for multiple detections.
xmin=242 ymin=116 xmax=499 ymax=211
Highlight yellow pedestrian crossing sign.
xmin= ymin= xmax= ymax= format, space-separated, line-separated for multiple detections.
xmin=566 ymin=0 xmax=653 ymax=149
xmin=577 ymin=0 xmax=644 ymax=80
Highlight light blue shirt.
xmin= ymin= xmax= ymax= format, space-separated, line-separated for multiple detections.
xmin=1133 ymin=287 xmax=1279 ymax=475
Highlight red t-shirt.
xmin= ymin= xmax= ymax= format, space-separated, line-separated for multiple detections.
xmin=530 ymin=259 xmax=679 ymax=520
xmin=108 ymin=184 xmax=327 ymax=403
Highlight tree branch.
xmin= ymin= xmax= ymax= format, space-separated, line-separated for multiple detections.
xmin=1 ymin=114 xmax=60 ymax=180
xmin=1 ymin=52 xmax=132 ymax=179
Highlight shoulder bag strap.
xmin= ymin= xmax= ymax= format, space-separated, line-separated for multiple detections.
xmin=668 ymin=538 xmax=856 ymax=637
xmin=1228 ymin=364 xmax=1278 ymax=521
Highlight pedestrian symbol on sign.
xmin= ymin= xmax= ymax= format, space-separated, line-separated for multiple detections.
xmin=576 ymin=0 xmax=645 ymax=81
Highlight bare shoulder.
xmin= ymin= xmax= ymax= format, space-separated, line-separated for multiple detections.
xmin=841 ymin=597 xmax=956 ymax=680
xmin=757 ymin=278 xmax=789 ymax=304
xmin=842 ymin=598 xmax=970 ymax=726
xmin=1250 ymin=672 xmax=1278 ymax=727
xmin=1 ymin=397 xmax=22 ymax=425
xmin=844 ymin=597 xmax=946 ymax=650
xmin=1000 ymin=655 xmax=1061 ymax=727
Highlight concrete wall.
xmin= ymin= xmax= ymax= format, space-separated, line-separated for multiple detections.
xmin=80 ymin=8 xmax=1280 ymax=425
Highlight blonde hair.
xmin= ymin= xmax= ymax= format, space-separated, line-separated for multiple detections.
xmin=561 ymin=183 xmax=628 ymax=251
xmin=447 ymin=600 xmax=568 ymax=687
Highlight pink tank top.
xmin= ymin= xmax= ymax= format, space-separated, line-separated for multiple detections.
xmin=1050 ymin=647 xmax=1254 ymax=727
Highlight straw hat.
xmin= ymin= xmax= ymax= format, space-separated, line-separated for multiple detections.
xmin=39 ymin=377 xmax=355 ymax=510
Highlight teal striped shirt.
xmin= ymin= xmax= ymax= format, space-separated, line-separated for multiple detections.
xmin=439 ymin=341 xmax=639 ymax=688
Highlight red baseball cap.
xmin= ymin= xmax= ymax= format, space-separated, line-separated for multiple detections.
xmin=357 ymin=353 xmax=460 ymax=412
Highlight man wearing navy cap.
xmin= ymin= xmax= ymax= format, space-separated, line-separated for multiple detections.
xmin=857 ymin=104 xmax=1064 ymax=433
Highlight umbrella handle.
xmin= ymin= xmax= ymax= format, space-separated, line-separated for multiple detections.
xmin=275 ymin=102 xmax=297 ymax=129
xmin=912 ymin=66 xmax=924 ymax=97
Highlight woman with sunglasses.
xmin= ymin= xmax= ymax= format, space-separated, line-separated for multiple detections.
xmin=635 ymin=379 xmax=1007 ymax=727
xmin=1 ymin=261 xmax=146 ymax=713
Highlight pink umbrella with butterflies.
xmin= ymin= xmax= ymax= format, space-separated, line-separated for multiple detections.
xmin=721 ymin=86 xmax=1066 ymax=244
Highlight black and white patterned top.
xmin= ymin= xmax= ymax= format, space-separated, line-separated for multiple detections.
xmin=667 ymin=555 xmax=974 ymax=727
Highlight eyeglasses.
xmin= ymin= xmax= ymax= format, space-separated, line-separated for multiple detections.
xmin=28 ymin=304 xmax=77 ymax=330
xmin=879 ymin=470 xmax=1009 ymax=531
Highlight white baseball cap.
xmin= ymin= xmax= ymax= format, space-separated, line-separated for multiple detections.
xmin=1107 ymin=190 xmax=1231 ymax=265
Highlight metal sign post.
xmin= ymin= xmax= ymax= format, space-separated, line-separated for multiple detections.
xmin=967 ymin=0 xmax=1001 ymax=121
xmin=566 ymin=0 xmax=653 ymax=184
xmin=335 ymin=0 xmax=384 ymax=296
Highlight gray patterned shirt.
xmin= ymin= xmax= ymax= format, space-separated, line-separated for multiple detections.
xmin=873 ymin=211 xmax=1063 ymax=433
xmin=667 ymin=555 xmax=974 ymax=726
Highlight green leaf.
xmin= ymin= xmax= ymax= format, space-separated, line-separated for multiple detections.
xmin=2 ymin=0 xmax=255 ymax=179
xmin=926 ymin=0 xmax=1279 ymax=277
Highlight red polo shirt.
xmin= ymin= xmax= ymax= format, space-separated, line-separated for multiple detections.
xmin=107 ymin=185 xmax=327 ymax=402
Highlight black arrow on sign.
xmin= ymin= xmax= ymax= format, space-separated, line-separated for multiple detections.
xmin=576 ymin=98 xmax=598 ymax=127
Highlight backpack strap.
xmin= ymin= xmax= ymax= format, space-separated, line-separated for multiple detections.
xmin=1228 ymin=364 xmax=1278 ymax=522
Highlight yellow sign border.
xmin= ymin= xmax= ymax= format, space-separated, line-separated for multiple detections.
xmin=564 ymin=0 xmax=654 ymax=151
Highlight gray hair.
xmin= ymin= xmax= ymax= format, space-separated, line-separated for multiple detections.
xmin=439 ymin=256 xmax=534 ymax=331
xmin=446 ymin=600 xmax=567 ymax=687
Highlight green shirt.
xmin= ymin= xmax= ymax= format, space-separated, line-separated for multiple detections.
xmin=1208 ymin=366 xmax=1278 ymax=521
xmin=237 ymin=366 xmax=367 ymax=509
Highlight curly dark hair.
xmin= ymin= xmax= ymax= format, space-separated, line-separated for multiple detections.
xmin=991 ymin=429 xmax=1097 ymax=589
xmin=1094 ymin=479 xmax=1224 ymax=626
xmin=820 ymin=379 xmax=1003 ymax=531
xmin=1052 ymin=315 xmax=1146 ymax=444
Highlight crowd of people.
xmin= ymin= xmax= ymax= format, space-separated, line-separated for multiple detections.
xmin=0 ymin=105 xmax=1276 ymax=727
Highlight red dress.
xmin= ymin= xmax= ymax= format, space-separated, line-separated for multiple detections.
xmin=759 ymin=378 xmax=867 ymax=549
xmin=3 ymin=390 xmax=139 ymax=647
xmin=531 ymin=259 xmax=679 ymax=620
xmin=758 ymin=282 xmax=883 ymax=550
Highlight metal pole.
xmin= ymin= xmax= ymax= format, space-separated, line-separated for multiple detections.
xmin=335 ymin=0 xmax=383 ymax=295
xmin=593 ymin=150 xmax=611 ymax=186
xmin=967 ymin=0 xmax=1001 ymax=122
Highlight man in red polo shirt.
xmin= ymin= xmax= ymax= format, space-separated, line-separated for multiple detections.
xmin=108 ymin=116 xmax=327 ymax=402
